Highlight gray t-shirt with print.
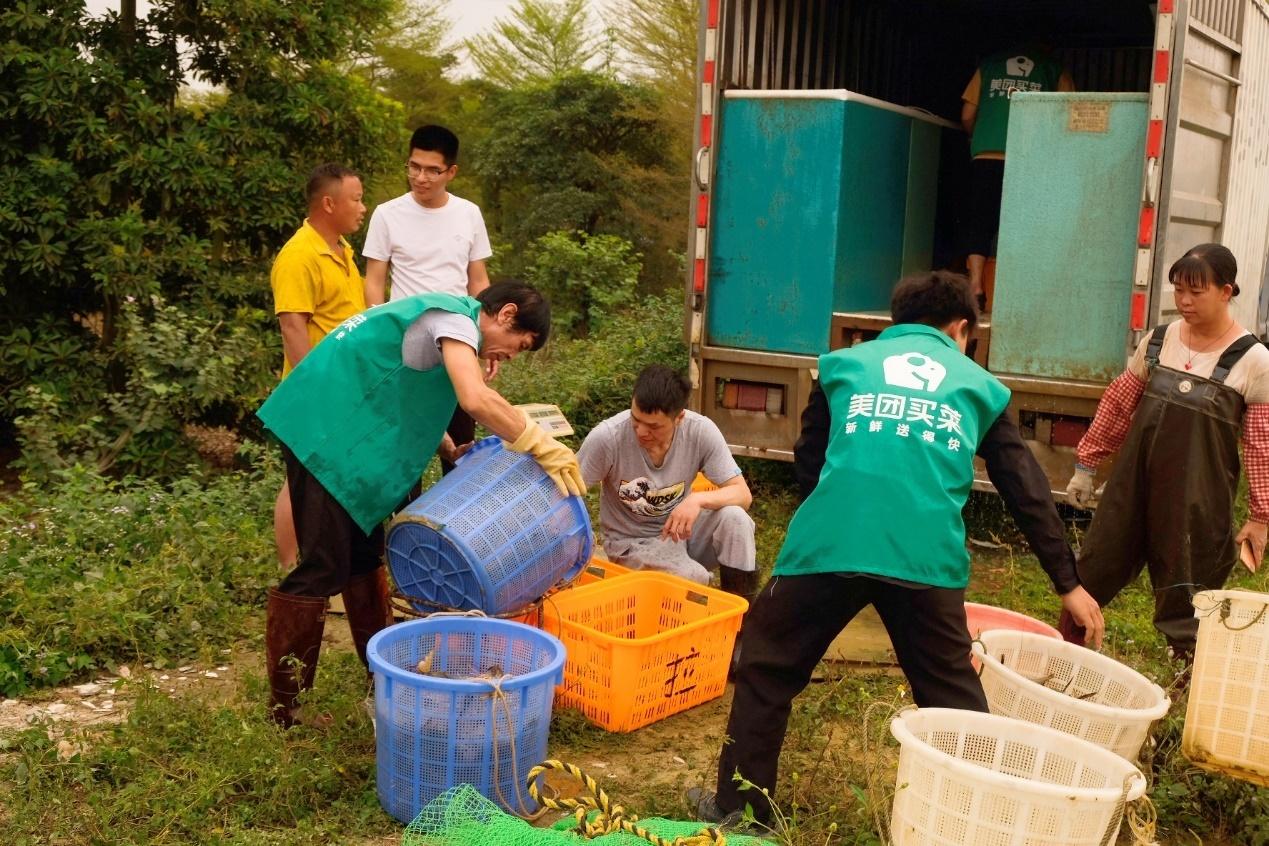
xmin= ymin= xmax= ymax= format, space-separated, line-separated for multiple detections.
xmin=400 ymin=308 xmax=480 ymax=371
xmin=578 ymin=410 xmax=742 ymax=541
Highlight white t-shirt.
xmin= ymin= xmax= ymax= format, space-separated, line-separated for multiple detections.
xmin=1128 ymin=320 xmax=1269 ymax=403
xmin=362 ymin=193 xmax=493 ymax=300
xmin=400 ymin=310 xmax=481 ymax=372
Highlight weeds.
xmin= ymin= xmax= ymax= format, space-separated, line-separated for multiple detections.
xmin=0 ymin=652 xmax=392 ymax=846
xmin=0 ymin=457 xmax=278 ymax=696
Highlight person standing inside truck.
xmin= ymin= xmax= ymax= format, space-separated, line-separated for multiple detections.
xmin=1062 ymin=244 xmax=1269 ymax=661
xmin=690 ymin=271 xmax=1104 ymax=827
xmin=961 ymin=47 xmax=1074 ymax=303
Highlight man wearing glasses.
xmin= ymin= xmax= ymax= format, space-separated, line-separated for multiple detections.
xmin=363 ymin=124 xmax=494 ymax=471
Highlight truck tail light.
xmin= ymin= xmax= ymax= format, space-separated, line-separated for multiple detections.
xmin=717 ymin=379 xmax=785 ymax=414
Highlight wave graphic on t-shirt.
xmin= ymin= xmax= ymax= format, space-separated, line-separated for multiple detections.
xmin=618 ymin=477 xmax=686 ymax=518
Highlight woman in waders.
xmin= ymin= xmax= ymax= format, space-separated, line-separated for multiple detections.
xmin=1062 ymin=244 xmax=1269 ymax=660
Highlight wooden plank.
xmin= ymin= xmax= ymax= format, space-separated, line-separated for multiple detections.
xmin=823 ymin=605 xmax=897 ymax=665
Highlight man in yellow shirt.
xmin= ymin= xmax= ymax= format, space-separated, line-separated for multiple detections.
xmin=270 ymin=163 xmax=368 ymax=570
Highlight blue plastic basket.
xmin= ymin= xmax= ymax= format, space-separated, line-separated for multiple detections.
xmin=368 ymin=617 xmax=567 ymax=824
xmin=386 ymin=437 xmax=592 ymax=615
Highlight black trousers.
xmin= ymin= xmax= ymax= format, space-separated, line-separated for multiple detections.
xmin=278 ymin=445 xmax=384 ymax=598
xmin=441 ymin=406 xmax=476 ymax=475
xmin=715 ymin=573 xmax=987 ymax=820
xmin=964 ymin=158 xmax=1006 ymax=257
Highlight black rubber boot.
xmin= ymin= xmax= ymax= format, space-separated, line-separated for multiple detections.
xmin=265 ymin=589 xmax=327 ymax=728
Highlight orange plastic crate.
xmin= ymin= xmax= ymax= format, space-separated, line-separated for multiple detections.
xmin=572 ymin=557 xmax=633 ymax=587
xmin=541 ymin=571 xmax=747 ymax=732
xmin=690 ymin=472 xmax=718 ymax=492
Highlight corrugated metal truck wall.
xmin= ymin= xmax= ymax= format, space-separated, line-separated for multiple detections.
xmin=1193 ymin=0 xmax=1246 ymax=39
xmin=1221 ymin=0 xmax=1269 ymax=335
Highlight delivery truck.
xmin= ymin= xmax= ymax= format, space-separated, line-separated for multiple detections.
xmin=685 ymin=0 xmax=1269 ymax=492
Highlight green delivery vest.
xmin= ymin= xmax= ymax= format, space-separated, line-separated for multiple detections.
xmin=774 ymin=324 xmax=1011 ymax=588
xmin=257 ymin=293 xmax=482 ymax=535
xmin=971 ymin=49 xmax=1065 ymax=158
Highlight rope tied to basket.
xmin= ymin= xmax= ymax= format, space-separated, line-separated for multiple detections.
xmin=1191 ymin=592 xmax=1269 ymax=632
xmin=526 ymin=759 xmax=727 ymax=846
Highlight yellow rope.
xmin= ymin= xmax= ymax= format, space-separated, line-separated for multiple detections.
xmin=1127 ymin=793 xmax=1161 ymax=846
xmin=526 ymin=760 xmax=727 ymax=846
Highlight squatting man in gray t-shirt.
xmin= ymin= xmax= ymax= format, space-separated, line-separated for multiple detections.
xmin=577 ymin=365 xmax=760 ymax=610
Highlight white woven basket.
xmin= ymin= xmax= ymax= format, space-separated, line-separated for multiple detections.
xmin=1184 ymin=589 xmax=1269 ymax=786
xmin=890 ymin=708 xmax=1147 ymax=846
xmin=972 ymin=630 xmax=1170 ymax=761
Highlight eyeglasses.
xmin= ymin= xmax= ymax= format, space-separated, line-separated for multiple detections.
xmin=406 ymin=162 xmax=451 ymax=179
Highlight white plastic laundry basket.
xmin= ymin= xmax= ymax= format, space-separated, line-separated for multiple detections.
xmin=890 ymin=708 xmax=1147 ymax=846
xmin=1184 ymin=589 xmax=1269 ymax=786
xmin=972 ymin=630 xmax=1170 ymax=760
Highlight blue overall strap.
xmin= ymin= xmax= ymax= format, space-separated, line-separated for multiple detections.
xmin=1145 ymin=324 xmax=1168 ymax=369
xmin=1210 ymin=334 xmax=1260 ymax=384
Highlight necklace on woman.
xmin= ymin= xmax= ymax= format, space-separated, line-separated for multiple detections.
xmin=1182 ymin=319 xmax=1236 ymax=370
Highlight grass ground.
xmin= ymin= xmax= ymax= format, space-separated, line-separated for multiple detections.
xmin=2 ymin=468 xmax=1269 ymax=845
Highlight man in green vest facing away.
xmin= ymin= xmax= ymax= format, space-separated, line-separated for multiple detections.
xmin=691 ymin=271 xmax=1104 ymax=825
xmin=256 ymin=281 xmax=584 ymax=727
xmin=961 ymin=47 xmax=1073 ymax=302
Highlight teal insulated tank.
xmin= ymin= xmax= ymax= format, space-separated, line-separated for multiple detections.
xmin=706 ymin=90 xmax=951 ymax=355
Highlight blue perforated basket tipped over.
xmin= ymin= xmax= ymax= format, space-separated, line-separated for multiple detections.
xmin=386 ymin=437 xmax=593 ymax=615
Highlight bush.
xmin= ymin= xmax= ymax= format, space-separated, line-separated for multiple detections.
xmin=523 ymin=230 xmax=641 ymax=338
xmin=0 ymin=458 xmax=279 ymax=697
xmin=9 ymin=296 xmax=277 ymax=482
xmin=494 ymin=291 xmax=687 ymax=438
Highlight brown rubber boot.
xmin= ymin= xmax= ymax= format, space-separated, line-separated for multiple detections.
xmin=265 ymin=588 xmax=327 ymax=728
xmin=720 ymin=568 xmax=762 ymax=679
xmin=343 ymin=567 xmax=393 ymax=672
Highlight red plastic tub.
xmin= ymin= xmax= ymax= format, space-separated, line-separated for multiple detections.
xmin=965 ymin=602 xmax=1061 ymax=640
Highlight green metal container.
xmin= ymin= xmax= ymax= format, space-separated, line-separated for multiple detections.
xmin=706 ymin=91 xmax=950 ymax=355
xmin=989 ymin=93 xmax=1148 ymax=382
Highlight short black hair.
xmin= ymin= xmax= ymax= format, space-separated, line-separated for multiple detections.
xmin=476 ymin=281 xmax=550 ymax=351
xmin=410 ymin=125 xmax=460 ymax=166
xmin=305 ymin=162 xmax=358 ymax=206
xmin=1170 ymin=243 xmax=1240 ymax=296
xmin=632 ymin=365 xmax=691 ymax=417
xmin=890 ymin=271 xmax=979 ymax=331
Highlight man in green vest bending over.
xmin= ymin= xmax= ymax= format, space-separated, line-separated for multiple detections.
xmin=691 ymin=271 xmax=1104 ymax=825
xmin=256 ymin=281 xmax=583 ymax=727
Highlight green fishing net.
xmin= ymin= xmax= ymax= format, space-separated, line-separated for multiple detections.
xmin=403 ymin=785 xmax=775 ymax=846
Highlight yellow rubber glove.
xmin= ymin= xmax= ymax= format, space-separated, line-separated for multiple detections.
xmin=506 ymin=412 xmax=586 ymax=497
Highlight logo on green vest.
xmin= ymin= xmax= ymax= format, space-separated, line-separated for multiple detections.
xmin=883 ymin=353 xmax=947 ymax=392
xmin=1006 ymin=55 xmax=1036 ymax=77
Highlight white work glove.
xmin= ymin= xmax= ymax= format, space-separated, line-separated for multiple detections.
xmin=506 ymin=411 xmax=585 ymax=498
xmin=1065 ymin=465 xmax=1096 ymax=509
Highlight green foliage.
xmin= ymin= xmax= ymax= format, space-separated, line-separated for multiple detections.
xmin=496 ymin=292 xmax=686 ymax=437
xmin=472 ymin=71 xmax=679 ymax=284
xmin=11 ymin=296 xmax=275 ymax=479
xmin=1 ymin=655 xmax=391 ymax=845
xmin=0 ymin=461 xmax=278 ymax=697
xmin=523 ymin=230 xmax=641 ymax=337
xmin=0 ymin=0 xmax=402 ymax=477
xmin=612 ymin=0 xmax=698 ymax=98
xmin=466 ymin=0 xmax=606 ymax=89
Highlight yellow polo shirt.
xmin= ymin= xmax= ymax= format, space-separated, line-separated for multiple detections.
xmin=271 ymin=220 xmax=367 ymax=376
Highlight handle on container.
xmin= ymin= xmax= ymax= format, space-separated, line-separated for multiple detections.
xmin=694 ymin=146 xmax=710 ymax=190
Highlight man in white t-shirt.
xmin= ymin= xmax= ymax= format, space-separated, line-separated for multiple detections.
xmin=577 ymin=366 xmax=759 ymax=603
xmin=363 ymin=125 xmax=494 ymax=471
